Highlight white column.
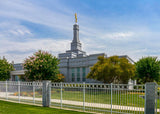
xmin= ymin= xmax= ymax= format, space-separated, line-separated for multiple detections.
xmin=80 ymin=67 xmax=82 ymax=82
xmin=75 ymin=67 xmax=77 ymax=82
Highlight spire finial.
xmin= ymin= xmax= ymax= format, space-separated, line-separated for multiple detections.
xmin=75 ymin=13 xmax=77 ymax=23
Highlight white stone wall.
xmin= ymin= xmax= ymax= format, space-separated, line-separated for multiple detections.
xmin=59 ymin=53 xmax=105 ymax=82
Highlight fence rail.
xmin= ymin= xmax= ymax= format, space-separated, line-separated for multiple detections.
xmin=0 ymin=81 xmax=158 ymax=114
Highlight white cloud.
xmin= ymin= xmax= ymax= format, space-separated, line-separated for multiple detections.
xmin=0 ymin=22 xmax=32 ymax=38
xmin=0 ymin=0 xmax=73 ymax=32
xmin=0 ymin=38 xmax=70 ymax=63
xmin=0 ymin=0 xmax=97 ymax=37
xmin=102 ymin=32 xmax=134 ymax=40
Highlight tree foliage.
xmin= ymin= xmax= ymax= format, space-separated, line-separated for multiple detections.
xmin=0 ymin=57 xmax=13 ymax=81
xmin=87 ymin=56 xmax=135 ymax=84
xmin=135 ymin=57 xmax=160 ymax=83
xmin=24 ymin=50 xmax=63 ymax=81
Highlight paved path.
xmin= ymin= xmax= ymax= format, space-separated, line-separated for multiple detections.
xmin=0 ymin=92 xmax=159 ymax=112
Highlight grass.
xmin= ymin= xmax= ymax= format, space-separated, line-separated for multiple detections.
xmin=0 ymin=100 xmax=89 ymax=114
xmin=0 ymin=100 xmax=143 ymax=114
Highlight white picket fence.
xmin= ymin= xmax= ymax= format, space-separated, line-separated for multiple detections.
xmin=0 ymin=81 xmax=150 ymax=114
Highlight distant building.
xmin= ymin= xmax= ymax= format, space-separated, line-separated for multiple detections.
xmin=10 ymin=63 xmax=25 ymax=81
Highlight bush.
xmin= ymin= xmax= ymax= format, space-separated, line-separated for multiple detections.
xmin=0 ymin=57 xmax=13 ymax=81
xmin=24 ymin=50 xmax=63 ymax=81
xmin=135 ymin=57 xmax=160 ymax=83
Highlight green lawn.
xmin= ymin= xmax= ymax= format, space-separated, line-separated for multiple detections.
xmin=0 ymin=100 xmax=89 ymax=114
xmin=0 ymin=100 xmax=142 ymax=114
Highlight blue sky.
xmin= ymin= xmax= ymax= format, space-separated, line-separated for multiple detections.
xmin=0 ymin=0 xmax=160 ymax=63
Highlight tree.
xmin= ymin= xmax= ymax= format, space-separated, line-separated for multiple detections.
xmin=54 ymin=74 xmax=65 ymax=82
xmin=0 ymin=57 xmax=13 ymax=81
xmin=87 ymin=56 xmax=135 ymax=84
xmin=135 ymin=57 xmax=160 ymax=83
xmin=24 ymin=50 xmax=63 ymax=81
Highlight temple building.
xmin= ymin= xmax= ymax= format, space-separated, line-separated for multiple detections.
xmin=58 ymin=14 xmax=105 ymax=82
xmin=10 ymin=14 xmax=134 ymax=82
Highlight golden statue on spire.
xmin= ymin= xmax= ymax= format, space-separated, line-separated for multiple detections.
xmin=75 ymin=13 xmax=77 ymax=23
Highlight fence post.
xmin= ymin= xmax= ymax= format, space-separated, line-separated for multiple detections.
xmin=42 ymin=80 xmax=51 ymax=107
xmin=83 ymin=82 xmax=85 ymax=112
xmin=60 ymin=82 xmax=63 ymax=109
xmin=145 ymin=82 xmax=157 ymax=114
xmin=111 ymin=83 xmax=112 ymax=114
xmin=6 ymin=81 xmax=8 ymax=100
xmin=18 ymin=81 xmax=20 ymax=103
xmin=33 ymin=81 xmax=35 ymax=104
